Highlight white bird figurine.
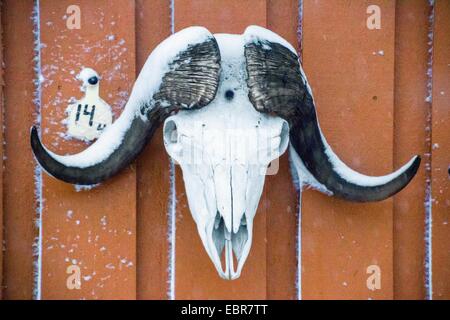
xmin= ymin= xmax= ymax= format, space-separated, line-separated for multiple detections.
xmin=66 ymin=68 xmax=113 ymax=141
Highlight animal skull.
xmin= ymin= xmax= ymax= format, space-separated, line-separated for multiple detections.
xmin=164 ymin=34 xmax=289 ymax=278
xmin=30 ymin=26 xmax=420 ymax=280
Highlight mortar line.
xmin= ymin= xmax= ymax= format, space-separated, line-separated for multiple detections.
xmin=167 ymin=0 xmax=176 ymax=301
xmin=32 ymin=0 xmax=43 ymax=301
xmin=295 ymin=0 xmax=304 ymax=301
xmin=424 ymin=0 xmax=435 ymax=301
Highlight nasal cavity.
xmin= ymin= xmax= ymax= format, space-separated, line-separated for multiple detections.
xmin=225 ymin=90 xmax=234 ymax=101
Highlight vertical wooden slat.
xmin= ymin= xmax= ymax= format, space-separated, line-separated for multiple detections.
xmin=431 ymin=0 xmax=450 ymax=300
xmin=174 ymin=0 xmax=269 ymax=299
xmin=2 ymin=0 xmax=36 ymax=299
xmin=393 ymin=0 xmax=429 ymax=300
xmin=135 ymin=0 xmax=171 ymax=300
xmin=0 ymin=1 xmax=3 ymax=300
xmin=265 ymin=0 xmax=299 ymax=300
xmin=302 ymin=0 xmax=396 ymax=299
xmin=38 ymin=0 xmax=136 ymax=299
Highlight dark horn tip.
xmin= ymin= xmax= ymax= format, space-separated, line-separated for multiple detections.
xmin=30 ymin=125 xmax=38 ymax=137
xmin=409 ymin=155 xmax=421 ymax=177
xmin=30 ymin=126 xmax=42 ymax=155
xmin=372 ymin=154 xmax=421 ymax=202
xmin=339 ymin=154 xmax=422 ymax=203
xmin=30 ymin=126 xmax=49 ymax=173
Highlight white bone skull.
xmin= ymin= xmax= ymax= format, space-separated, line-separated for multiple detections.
xmin=164 ymin=34 xmax=289 ymax=278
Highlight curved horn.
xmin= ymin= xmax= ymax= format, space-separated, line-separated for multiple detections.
xmin=31 ymin=26 xmax=221 ymax=185
xmin=244 ymin=26 xmax=420 ymax=202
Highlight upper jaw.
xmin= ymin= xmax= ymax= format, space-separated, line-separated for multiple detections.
xmin=188 ymin=163 xmax=267 ymax=280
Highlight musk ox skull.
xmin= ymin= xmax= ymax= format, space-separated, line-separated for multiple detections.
xmin=31 ymin=26 xmax=420 ymax=280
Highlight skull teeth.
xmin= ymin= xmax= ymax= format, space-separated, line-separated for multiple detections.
xmin=210 ymin=214 xmax=250 ymax=280
xmin=224 ymin=228 xmax=231 ymax=241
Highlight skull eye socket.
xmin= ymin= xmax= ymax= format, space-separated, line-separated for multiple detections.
xmin=225 ymin=90 xmax=234 ymax=101
xmin=163 ymin=119 xmax=178 ymax=144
